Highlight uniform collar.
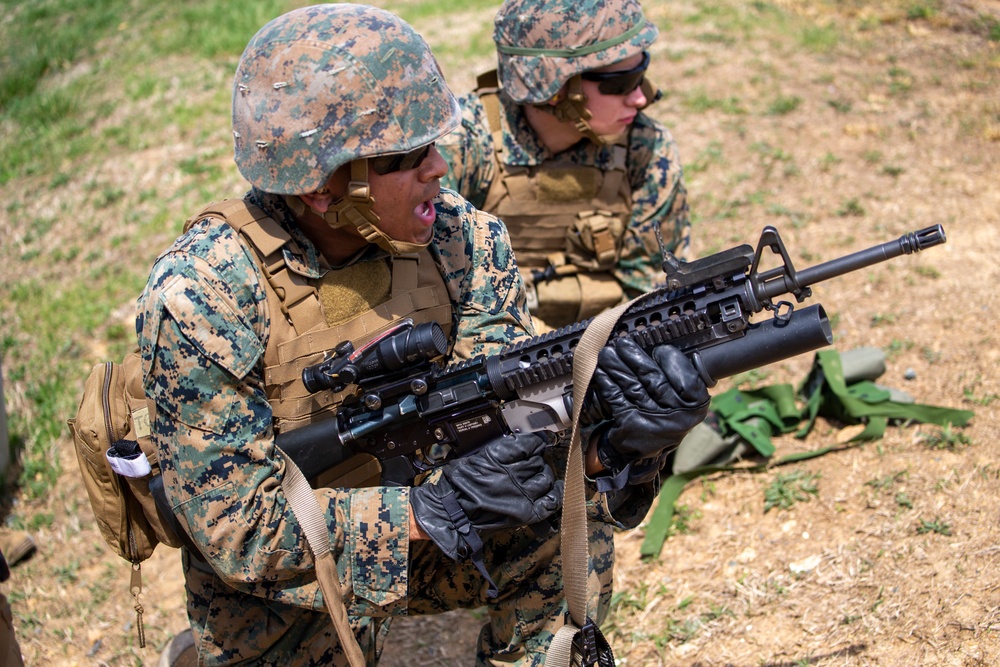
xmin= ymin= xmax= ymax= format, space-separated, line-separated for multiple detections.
xmin=246 ymin=189 xmax=395 ymax=281
xmin=498 ymin=92 xmax=548 ymax=167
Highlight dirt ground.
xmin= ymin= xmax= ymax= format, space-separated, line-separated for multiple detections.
xmin=3 ymin=1 xmax=999 ymax=666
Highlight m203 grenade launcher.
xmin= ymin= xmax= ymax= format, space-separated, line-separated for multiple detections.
xmin=277 ymin=224 xmax=946 ymax=486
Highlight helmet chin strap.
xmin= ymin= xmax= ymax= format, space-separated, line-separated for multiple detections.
xmin=286 ymin=161 xmax=431 ymax=256
xmin=538 ymin=75 xmax=614 ymax=146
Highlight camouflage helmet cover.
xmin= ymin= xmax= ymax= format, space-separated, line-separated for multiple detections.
xmin=494 ymin=0 xmax=659 ymax=104
xmin=233 ymin=3 xmax=461 ymax=194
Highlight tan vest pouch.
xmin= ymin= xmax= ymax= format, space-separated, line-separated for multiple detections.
xmin=534 ymin=272 xmax=625 ymax=330
xmin=118 ymin=350 xmax=184 ymax=548
xmin=68 ymin=350 xmax=182 ymax=564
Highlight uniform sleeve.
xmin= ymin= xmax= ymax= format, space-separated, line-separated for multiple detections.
xmin=437 ymin=94 xmax=497 ymax=211
xmin=615 ymin=116 xmax=692 ymax=297
xmin=429 ymin=190 xmax=534 ymax=359
xmin=137 ymin=222 xmax=414 ymax=616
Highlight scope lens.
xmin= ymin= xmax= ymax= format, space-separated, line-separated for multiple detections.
xmin=409 ymin=322 xmax=449 ymax=360
xmin=302 ymin=360 xmax=331 ymax=393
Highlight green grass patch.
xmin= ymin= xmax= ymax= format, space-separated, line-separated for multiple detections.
xmin=888 ymin=66 xmax=915 ymax=95
xmin=865 ymin=469 xmax=909 ymax=492
xmin=766 ymin=94 xmax=802 ymax=115
xmin=2 ymin=270 xmax=148 ymax=498
xmin=0 ymin=0 xmax=301 ymax=186
xmin=979 ymin=14 xmax=1000 ymax=41
xmin=916 ymin=516 xmax=952 ymax=536
xmin=0 ymin=0 xmax=131 ymax=108
xmin=920 ymin=424 xmax=971 ymax=450
xmin=962 ymin=384 xmax=998 ymax=407
xmin=683 ymin=0 xmax=799 ymax=45
xmin=800 ymin=24 xmax=839 ymax=52
xmin=145 ymin=2 xmax=294 ymax=60
xmin=905 ymin=1 xmax=941 ymax=21
xmin=683 ymin=90 xmax=747 ymax=115
xmin=764 ymin=469 xmax=820 ymax=512
xmin=836 ymin=198 xmax=866 ymax=217
xmin=687 ymin=141 xmax=726 ymax=174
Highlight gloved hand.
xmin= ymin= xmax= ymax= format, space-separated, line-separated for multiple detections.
xmin=410 ymin=431 xmax=563 ymax=595
xmin=592 ymin=337 xmax=710 ymax=486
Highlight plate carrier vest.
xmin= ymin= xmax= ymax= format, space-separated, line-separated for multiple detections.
xmin=186 ymin=199 xmax=454 ymax=485
xmin=475 ymin=70 xmax=635 ymax=329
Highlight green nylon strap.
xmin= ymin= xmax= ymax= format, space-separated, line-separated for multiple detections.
xmin=712 ymin=384 xmax=805 ymax=457
xmin=640 ymin=347 xmax=974 ymax=559
xmin=640 ymin=466 xmax=716 ymax=557
xmin=798 ymin=350 xmax=973 ymax=435
xmin=729 ymin=415 xmax=776 ymax=457
xmin=715 ymin=349 xmax=974 ymax=445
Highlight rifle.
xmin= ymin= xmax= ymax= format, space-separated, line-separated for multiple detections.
xmin=276 ymin=225 xmax=946 ymax=486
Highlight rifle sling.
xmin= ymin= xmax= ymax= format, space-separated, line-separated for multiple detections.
xmin=548 ymin=298 xmax=639 ymax=667
xmin=277 ymin=445 xmax=367 ymax=667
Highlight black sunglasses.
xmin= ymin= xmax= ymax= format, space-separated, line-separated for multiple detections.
xmin=370 ymin=143 xmax=434 ymax=176
xmin=580 ymin=51 xmax=650 ymax=96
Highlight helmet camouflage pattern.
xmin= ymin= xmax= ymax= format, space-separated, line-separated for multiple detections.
xmin=494 ymin=0 xmax=658 ymax=104
xmin=233 ymin=3 xmax=460 ymax=194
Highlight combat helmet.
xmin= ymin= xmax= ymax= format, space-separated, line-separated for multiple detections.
xmin=232 ymin=3 xmax=460 ymax=254
xmin=493 ymin=0 xmax=658 ymax=141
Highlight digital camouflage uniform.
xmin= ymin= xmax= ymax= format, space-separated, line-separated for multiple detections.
xmin=136 ymin=5 xmax=660 ymax=666
xmin=139 ymin=188 xmax=659 ymax=666
xmin=438 ymin=0 xmax=690 ymax=330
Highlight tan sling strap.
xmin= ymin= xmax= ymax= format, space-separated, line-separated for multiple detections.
xmin=475 ymin=69 xmax=504 ymax=156
xmin=546 ymin=298 xmax=639 ymax=667
xmin=278 ymin=446 xmax=367 ymax=667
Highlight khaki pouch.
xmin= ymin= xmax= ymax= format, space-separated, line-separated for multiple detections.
xmin=67 ymin=350 xmax=181 ymax=563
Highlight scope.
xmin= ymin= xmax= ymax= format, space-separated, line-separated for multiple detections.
xmin=302 ymin=321 xmax=448 ymax=393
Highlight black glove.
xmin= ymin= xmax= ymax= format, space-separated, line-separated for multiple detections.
xmin=592 ymin=337 xmax=710 ymax=487
xmin=410 ymin=431 xmax=563 ymax=596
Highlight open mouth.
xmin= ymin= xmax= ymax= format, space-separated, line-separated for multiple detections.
xmin=415 ymin=200 xmax=436 ymax=225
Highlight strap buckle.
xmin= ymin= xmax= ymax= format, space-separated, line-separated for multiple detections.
xmin=571 ymin=619 xmax=615 ymax=667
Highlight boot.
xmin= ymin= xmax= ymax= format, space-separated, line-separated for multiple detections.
xmin=0 ymin=532 xmax=35 ymax=568
xmin=158 ymin=628 xmax=198 ymax=667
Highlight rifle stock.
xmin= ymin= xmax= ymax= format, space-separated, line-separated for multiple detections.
xmin=276 ymin=225 xmax=946 ymax=485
